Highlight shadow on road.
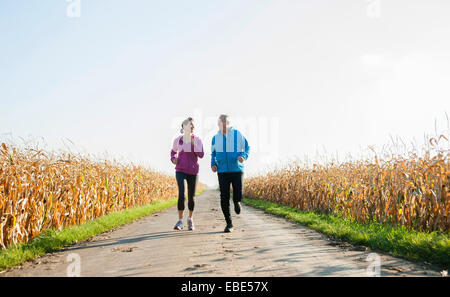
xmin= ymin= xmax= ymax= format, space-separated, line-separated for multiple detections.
xmin=64 ymin=230 xmax=224 ymax=252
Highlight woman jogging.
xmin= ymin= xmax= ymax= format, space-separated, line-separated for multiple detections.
xmin=170 ymin=117 xmax=204 ymax=231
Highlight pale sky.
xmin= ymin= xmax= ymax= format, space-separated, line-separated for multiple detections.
xmin=1 ymin=1 xmax=449 ymax=187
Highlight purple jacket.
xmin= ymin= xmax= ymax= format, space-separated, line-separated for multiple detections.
xmin=170 ymin=134 xmax=204 ymax=175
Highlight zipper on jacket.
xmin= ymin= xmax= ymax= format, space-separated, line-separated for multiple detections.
xmin=224 ymin=133 xmax=229 ymax=171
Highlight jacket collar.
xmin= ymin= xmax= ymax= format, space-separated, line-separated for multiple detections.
xmin=218 ymin=126 xmax=234 ymax=136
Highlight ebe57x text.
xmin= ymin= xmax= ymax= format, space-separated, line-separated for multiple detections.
xmin=181 ymin=281 xmax=269 ymax=294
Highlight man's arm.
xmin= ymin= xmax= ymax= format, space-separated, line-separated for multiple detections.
xmin=238 ymin=132 xmax=250 ymax=160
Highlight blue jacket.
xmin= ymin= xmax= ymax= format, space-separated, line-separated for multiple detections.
xmin=211 ymin=127 xmax=250 ymax=173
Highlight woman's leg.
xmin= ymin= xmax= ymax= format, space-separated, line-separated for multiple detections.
xmin=175 ymin=171 xmax=186 ymax=219
xmin=186 ymin=174 xmax=198 ymax=218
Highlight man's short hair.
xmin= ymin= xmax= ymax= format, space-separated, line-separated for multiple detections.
xmin=219 ymin=114 xmax=230 ymax=123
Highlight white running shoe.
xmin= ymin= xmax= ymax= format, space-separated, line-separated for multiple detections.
xmin=187 ymin=218 xmax=195 ymax=231
xmin=173 ymin=219 xmax=184 ymax=230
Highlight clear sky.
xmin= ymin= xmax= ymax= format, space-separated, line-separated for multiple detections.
xmin=1 ymin=0 xmax=449 ymax=187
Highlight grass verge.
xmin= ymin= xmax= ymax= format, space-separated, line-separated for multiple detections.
xmin=0 ymin=189 xmax=205 ymax=271
xmin=243 ymin=197 xmax=450 ymax=270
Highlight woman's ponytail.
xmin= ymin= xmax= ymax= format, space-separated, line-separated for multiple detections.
xmin=180 ymin=117 xmax=194 ymax=134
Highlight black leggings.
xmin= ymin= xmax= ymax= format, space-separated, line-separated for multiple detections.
xmin=176 ymin=171 xmax=198 ymax=211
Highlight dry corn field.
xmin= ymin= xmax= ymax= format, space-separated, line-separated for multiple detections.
xmin=244 ymin=136 xmax=450 ymax=233
xmin=0 ymin=143 xmax=186 ymax=249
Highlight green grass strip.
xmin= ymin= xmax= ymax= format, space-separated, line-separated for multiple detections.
xmin=243 ymin=197 xmax=450 ymax=270
xmin=0 ymin=189 xmax=205 ymax=271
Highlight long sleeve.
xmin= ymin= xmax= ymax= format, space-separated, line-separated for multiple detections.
xmin=211 ymin=136 xmax=217 ymax=168
xmin=238 ymin=134 xmax=250 ymax=160
xmin=193 ymin=137 xmax=204 ymax=158
xmin=170 ymin=137 xmax=178 ymax=162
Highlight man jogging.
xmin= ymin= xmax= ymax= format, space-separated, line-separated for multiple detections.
xmin=211 ymin=114 xmax=250 ymax=233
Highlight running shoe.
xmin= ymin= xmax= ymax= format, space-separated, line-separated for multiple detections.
xmin=234 ymin=201 xmax=241 ymax=214
xmin=187 ymin=218 xmax=195 ymax=231
xmin=173 ymin=219 xmax=184 ymax=230
xmin=224 ymin=223 xmax=233 ymax=233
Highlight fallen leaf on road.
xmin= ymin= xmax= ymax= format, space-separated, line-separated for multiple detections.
xmin=112 ymin=246 xmax=138 ymax=252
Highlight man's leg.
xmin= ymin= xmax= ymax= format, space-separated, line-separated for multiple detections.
xmin=218 ymin=172 xmax=232 ymax=226
xmin=231 ymin=172 xmax=243 ymax=214
xmin=231 ymin=172 xmax=243 ymax=202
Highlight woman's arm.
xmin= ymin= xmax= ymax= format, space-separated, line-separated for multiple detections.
xmin=170 ymin=137 xmax=179 ymax=162
xmin=193 ymin=136 xmax=204 ymax=158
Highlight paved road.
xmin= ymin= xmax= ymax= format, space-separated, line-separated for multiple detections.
xmin=1 ymin=189 xmax=441 ymax=276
